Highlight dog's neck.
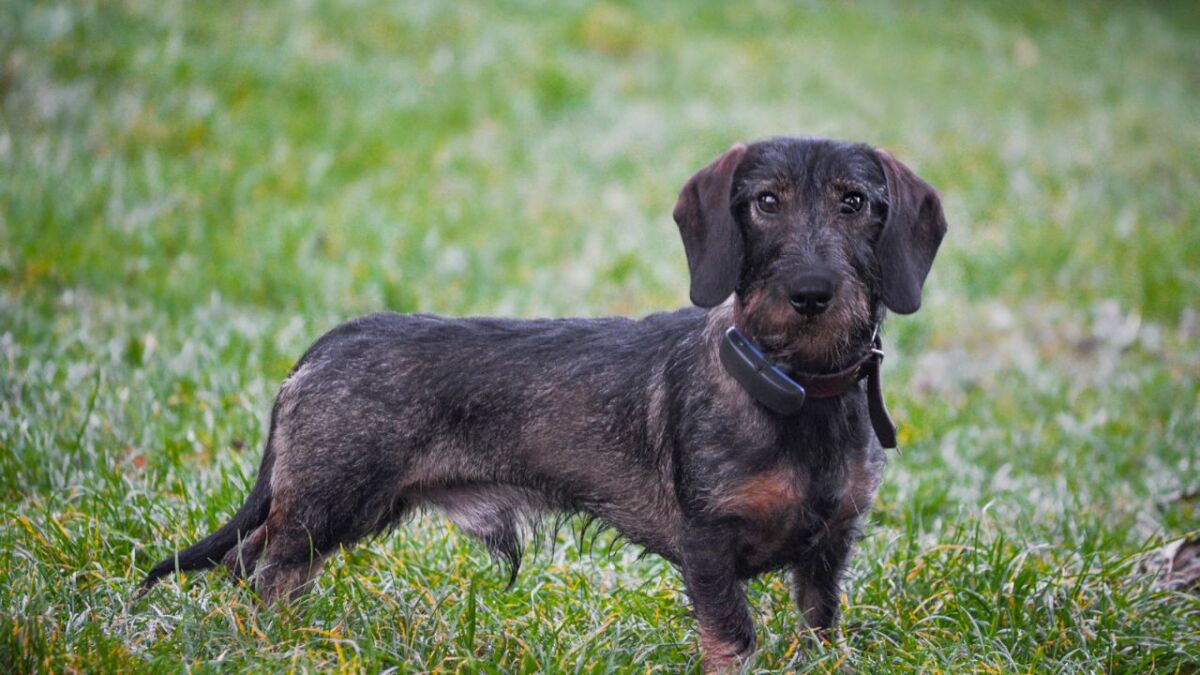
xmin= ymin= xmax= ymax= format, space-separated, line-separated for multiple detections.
xmin=705 ymin=299 xmax=897 ymax=449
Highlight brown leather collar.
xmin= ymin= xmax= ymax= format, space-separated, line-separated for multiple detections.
xmin=790 ymin=339 xmax=882 ymax=399
xmin=794 ymin=333 xmax=897 ymax=449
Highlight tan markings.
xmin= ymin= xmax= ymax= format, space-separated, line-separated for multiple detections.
xmin=711 ymin=467 xmax=804 ymax=521
xmin=734 ymin=288 xmax=795 ymax=346
xmin=221 ymin=523 xmax=268 ymax=578
xmin=699 ymin=630 xmax=752 ymax=674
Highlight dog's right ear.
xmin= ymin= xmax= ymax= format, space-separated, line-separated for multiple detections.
xmin=673 ymin=144 xmax=748 ymax=308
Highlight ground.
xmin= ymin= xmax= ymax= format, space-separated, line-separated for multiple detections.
xmin=1 ymin=0 xmax=1198 ymax=672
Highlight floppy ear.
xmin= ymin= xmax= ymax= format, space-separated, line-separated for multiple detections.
xmin=673 ymin=144 xmax=748 ymax=308
xmin=875 ymin=149 xmax=948 ymax=314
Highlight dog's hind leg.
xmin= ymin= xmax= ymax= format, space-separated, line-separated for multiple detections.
xmin=248 ymin=463 xmax=412 ymax=604
xmin=221 ymin=522 xmax=268 ymax=582
xmin=251 ymin=509 xmax=331 ymax=604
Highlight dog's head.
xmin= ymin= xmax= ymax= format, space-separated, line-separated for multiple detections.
xmin=674 ymin=137 xmax=946 ymax=369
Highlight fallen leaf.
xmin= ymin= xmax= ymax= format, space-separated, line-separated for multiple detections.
xmin=1143 ymin=538 xmax=1200 ymax=591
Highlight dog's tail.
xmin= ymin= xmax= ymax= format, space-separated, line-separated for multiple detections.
xmin=139 ymin=406 xmax=279 ymax=592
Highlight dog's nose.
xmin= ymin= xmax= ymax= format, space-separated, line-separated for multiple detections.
xmin=788 ymin=275 xmax=836 ymax=316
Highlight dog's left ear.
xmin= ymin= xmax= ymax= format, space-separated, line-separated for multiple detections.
xmin=673 ymin=143 xmax=748 ymax=308
xmin=874 ymin=149 xmax=948 ymax=314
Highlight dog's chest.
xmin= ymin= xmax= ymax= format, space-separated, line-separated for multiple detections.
xmin=709 ymin=466 xmax=807 ymax=524
xmin=709 ymin=458 xmax=881 ymax=574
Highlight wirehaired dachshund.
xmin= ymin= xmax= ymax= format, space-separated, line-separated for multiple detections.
xmin=142 ymin=136 xmax=947 ymax=671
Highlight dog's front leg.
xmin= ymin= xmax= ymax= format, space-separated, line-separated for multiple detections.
xmin=790 ymin=534 xmax=855 ymax=637
xmin=681 ymin=525 xmax=755 ymax=673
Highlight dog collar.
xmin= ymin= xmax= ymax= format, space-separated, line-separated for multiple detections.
xmin=718 ymin=327 xmax=898 ymax=448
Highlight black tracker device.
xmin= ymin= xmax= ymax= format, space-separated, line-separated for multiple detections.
xmin=718 ymin=326 xmax=808 ymax=415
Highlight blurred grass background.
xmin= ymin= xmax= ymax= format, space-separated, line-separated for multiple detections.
xmin=2 ymin=0 xmax=1198 ymax=672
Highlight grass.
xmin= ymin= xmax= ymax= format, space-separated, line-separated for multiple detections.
xmin=2 ymin=0 xmax=1199 ymax=671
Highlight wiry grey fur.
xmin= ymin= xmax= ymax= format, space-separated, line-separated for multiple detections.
xmin=141 ymin=136 xmax=947 ymax=672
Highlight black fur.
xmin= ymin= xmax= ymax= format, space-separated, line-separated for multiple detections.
xmin=141 ymin=407 xmax=277 ymax=588
xmin=141 ymin=136 xmax=946 ymax=672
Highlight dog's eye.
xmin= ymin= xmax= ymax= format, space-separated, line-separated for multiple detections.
xmin=756 ymin=192 xmax=780 ymax=214
xmin=840 ymin=192 xmax=866 ymax=214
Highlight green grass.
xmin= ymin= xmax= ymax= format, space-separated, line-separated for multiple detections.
xmin=3 ymin=0 xmax=1199 ymax=671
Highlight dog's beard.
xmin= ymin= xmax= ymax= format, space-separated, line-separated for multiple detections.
xmin=735 ymin=284 xmax=873 ymax=373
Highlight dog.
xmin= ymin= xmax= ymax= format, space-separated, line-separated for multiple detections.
xmin=141 ymin=136 xmax=947 ymax=671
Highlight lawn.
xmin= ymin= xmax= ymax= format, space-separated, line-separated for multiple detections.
xmin=2 ymin=0 xmax=1199 ymax=671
